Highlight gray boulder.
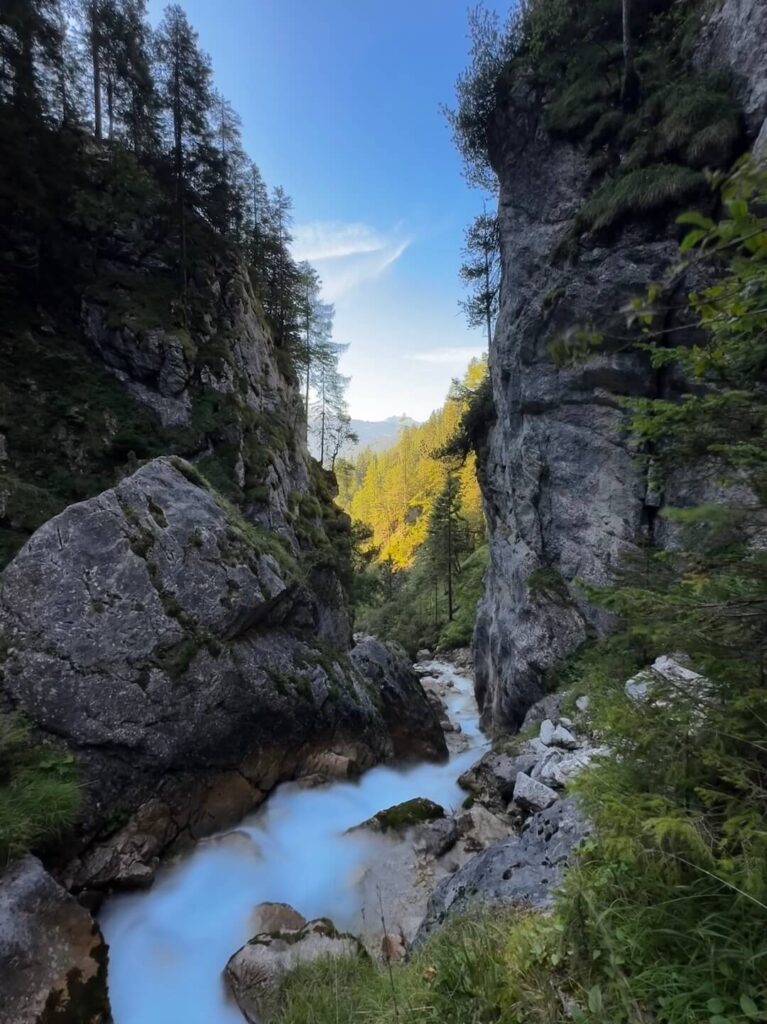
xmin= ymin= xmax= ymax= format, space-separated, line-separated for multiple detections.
xmin=350 ymin=636 xmax=447 ymax=762
xmin=458 ymin=750 xmax=538 ymax=813
xmin=0 ymin=856 xmax=110 ymax=1024
xmin=415 ymin=798 xmax=588 ymax=943
xmin=225 ymin=916 xmax=365 ymax=1024
xmin=0 ymin=460 xmax=445 ymax=884
xmin=512 ymin=772 xmax=559 ymax=813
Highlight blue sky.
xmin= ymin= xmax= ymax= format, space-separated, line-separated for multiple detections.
xmin=147 ymin=0 xmax=504 ymax=420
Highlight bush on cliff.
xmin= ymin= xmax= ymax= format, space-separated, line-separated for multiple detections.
xmin=0 ymin=713 xmax=80 ymax=864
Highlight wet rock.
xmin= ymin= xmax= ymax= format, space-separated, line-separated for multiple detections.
xmin=248 ymin=902 xmax=306 ymax=937
xmin=512 ymin=773 xmax=559 ymax=813
xmin=0 ymin=856 xmax=110 ymax=1024
xmin=353 ymin=797 xmax=445 ymax=835
xmin=412 ymin=816 xmax=460 ymax=858
xmin=415 ymin=798 xmax=588 ymax=943
xmin=351 ymin=636 xmax=448 ymax=762
xmin=226 ymin=916 xmax=365 ymax=1024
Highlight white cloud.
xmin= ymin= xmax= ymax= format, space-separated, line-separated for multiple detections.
xmin=292 ymin=221 xmax=410 ymax=301
xmin=409 ymin=345 xmax=486 ymax=365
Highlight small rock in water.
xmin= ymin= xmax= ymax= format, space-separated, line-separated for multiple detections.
xmin=512 ymin=772 xmax=559 ymax=812
xmin=249 ymin=902 xmax=306 ymax=937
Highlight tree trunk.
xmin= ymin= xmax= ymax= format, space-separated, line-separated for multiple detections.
xmin=90 ymin=4 xmax=102 ymax=140
xmin=621 ymin=0 xmax=639 ymax=107
xmin=446 ymin=501 xmax=454 ymax=621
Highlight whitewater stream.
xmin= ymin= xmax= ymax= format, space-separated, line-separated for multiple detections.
xmin=101 ymin=660 xmax=486 ymax=1024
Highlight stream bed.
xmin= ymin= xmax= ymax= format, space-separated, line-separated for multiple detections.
xmin=101 ymin=661 xmax=485 ymax=1024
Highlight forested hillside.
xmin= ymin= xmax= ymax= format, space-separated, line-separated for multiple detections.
xmin=337 ymin=357 xmax=490 ymax=653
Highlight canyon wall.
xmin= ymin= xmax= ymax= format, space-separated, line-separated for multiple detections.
xmin=474 ymin=0 xmax=767 ymax=731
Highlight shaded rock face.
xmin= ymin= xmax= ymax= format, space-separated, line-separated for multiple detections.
xmin=0 ymin=461 xmax=445 ymax=886
xmin=0 ymin=856 xmax=110 ymax=1024
xmin=474 ymin=2 xmax=767 ymax=733
xmin=415 ymin=797 xmax=588 ymax=944
xmin=350 ymin=636 xmax=448 ymax=762
xmin=225 ymin=915 xmax=365 ymax=1024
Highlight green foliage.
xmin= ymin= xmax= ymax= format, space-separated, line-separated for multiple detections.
xmin=0 ymin=713 xmax=80 ymax=864
xmin=276 ymin=911 xmax=565 ymax=1024
xmin=574 ymin=164 xmax=705 ymax=234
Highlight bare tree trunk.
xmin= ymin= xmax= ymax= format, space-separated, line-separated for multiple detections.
xmin=90 ymin=3 xmax=102 ymax=140
xmin=621 ymin=0 xmax=639 ymax=106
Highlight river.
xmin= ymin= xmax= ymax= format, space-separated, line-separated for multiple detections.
xmin=101 ymin=659 xmax=485 ymax=1024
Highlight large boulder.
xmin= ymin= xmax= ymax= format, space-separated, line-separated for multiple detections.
xmin=225 ymin=916 xmax=365 ymax=1024
xmin=458 ymin=750 xmax=537 ymax=813
xmin=0 ymin=856 xmax=109 ymax=1024
xmin=415 ymin=798 xmax=588 ymax=944
xmin=350 ymin=636 xmax=448 ymax=761
xmin=0 ymin=460 xmax=444 ymax=883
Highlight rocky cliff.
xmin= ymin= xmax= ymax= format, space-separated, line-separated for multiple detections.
xmin=0 ymin=155 xmax=447 ymax=892
xmin=474 ymin=0 xmax=767 ymax=731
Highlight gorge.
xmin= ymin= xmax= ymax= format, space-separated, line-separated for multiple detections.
xmin=2 ymin=0 xmax=767 ymax=1022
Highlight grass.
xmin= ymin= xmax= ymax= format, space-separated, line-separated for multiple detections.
xmin=0 ymin=713 xmax=80 ymax=864
xmin=275 ymin=911 xmax=566 ymax=1024
xmin=573 ymin=164 xmax=705 ymax=234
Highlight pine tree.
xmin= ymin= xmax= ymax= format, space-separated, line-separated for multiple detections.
xmin=155 ymin=3 xmax=212 ymax=297
xmin=424 ymin=474 xmax=470 ymax=621
xmin=459 ymin=209 xmax=500 ymax=348
xmin=1 ymin=0 xmax=65 ymax=118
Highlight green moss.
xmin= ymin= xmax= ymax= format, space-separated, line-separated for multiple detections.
xmin=373 ymin=797 xmax=445 ymax=832
xmin=527 ymin=566 xmax=571 ymax=603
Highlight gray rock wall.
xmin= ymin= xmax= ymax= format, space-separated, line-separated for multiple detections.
xmin=474 ymin=0 xmax=767 ymax=731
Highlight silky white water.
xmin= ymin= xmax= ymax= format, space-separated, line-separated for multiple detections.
xmin=101 ymin=662 xmax=485 ymax=1024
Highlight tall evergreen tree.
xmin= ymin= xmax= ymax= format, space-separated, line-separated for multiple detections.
xmin=424 ymin=474 xmax=470 ymax=622
xmin=155 ymin=3 xmax=212 ymax=296
xmin=0 ymin=0 xmax=64 ymax=117
xmin=459 ymin=209 xmax=500 ymax=348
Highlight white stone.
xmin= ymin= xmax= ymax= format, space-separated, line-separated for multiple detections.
xmin=512 ymin=772 xmax=559 ymax=812
xmin=539 ymin=719 xmax=557 ymax=745
xmin=550 ymin=725 xmax=578 ymax=750
xmin=575 ymin=695 xmax=590 ymax=713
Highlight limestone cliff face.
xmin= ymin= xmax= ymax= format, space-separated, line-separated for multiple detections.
xmin=474 ymin=0 xmax=767 ymax=732
xmin=0 ymin=180 xmax=447 ymax=882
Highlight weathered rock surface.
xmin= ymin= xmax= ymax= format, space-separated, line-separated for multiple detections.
xmin=512 ymin=772 xmax=559 ymax=813
xmin=0 ymin=856 xmax=110 ymax=1024
xmin=0 ymin=461 xmax=445 ymax=887
xmin=225 ymin=916 xmax=365 ymax=1024
xmin=473 ymin=3 xmax=767 ymax=734
xmin=350 ymin=636 xmax=447 ymax=761
xmin=458 ymin=750 xmax=537 ymax=814
xmin=415 ymin=797 xmax=588 ymax=944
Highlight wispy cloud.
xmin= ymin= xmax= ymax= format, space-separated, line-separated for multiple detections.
xmin=292 ymin=221 xmax=410 ymax=301
xmin=409 ymin=345 xmax=486 ymax=365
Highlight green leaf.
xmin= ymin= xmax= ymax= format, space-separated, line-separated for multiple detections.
xmin=677 ymin=210 xmax=715 ymax=230
xmin=740 ymin=994 xmax=760 ymax=1019
xmin=587 ymin=985 xmax=603 ymax=1014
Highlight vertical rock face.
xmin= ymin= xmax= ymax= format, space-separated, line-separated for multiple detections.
xmin=474 ymin=0 xmax=767 ymax=732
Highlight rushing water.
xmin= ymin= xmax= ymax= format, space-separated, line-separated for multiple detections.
xmin=101 ymin=661 xmax=485 ymax=1024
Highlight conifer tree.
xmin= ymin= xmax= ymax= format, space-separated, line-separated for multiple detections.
xmin=155 ymin=3 xmax=212 ymax=296
xmin=459 ymin=210 xmax=500 ymax=348
xmin=1 ymin=0 xmax=65 ymax=117
xmin=424 ymin=473 xmax=470 ymax=621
